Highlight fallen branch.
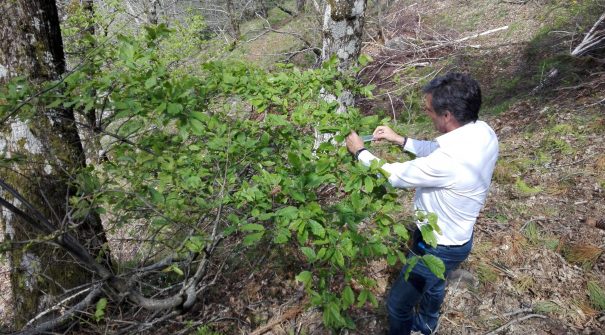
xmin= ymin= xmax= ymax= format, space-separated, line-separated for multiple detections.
xmin=276 ymin=4 xmax=295 ymax=16
xmin=486 ymin=307 xmax=532 ymax=320
xmin=483 ymin=314 xmax=547 ymax=335
xmin=16 ymin=285 xmax=104 ymax=335
xmin=572 ymin=12 xmax=605 ymax=56
xmin=249 ymin=305 xmax=303 ymax=335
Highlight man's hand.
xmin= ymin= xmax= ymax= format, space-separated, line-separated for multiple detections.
xmin=373 ymin=126 xmax=406 ymax=145
xmin=346 ymin=131 xmax=364 ymax=155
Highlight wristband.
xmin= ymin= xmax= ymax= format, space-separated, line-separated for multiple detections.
xmin=354 ymin=148 xmax=367 ymax=160
xmin=402 ymin=137 xmax=408 ymax=149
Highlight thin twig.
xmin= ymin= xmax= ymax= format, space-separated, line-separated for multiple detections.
xmin=486 ymin=307 xmax=533 ymax=320
xmin=483 ymin=314 xmax=547 ymax=335
xmin=387 ymin=92 xmax=397 ymax=122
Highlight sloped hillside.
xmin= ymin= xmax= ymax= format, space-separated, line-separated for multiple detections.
xmin=239 ymin=1 xmax=605 ymax=334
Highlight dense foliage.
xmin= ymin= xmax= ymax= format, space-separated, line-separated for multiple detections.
xmin=1 ymin=21 xmax=444 ymax=330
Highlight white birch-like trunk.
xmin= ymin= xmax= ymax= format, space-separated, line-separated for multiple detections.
xmin=322 ymin=0 xmax=367 ymax=72
xmin=315 ymin=0 xmax=367 ymax=149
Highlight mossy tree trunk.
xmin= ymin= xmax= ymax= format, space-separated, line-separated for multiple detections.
xmin=0 ymin=0 xmax=109 ymax=329
xmin=321 ymin=0 xmax=367 ymax=72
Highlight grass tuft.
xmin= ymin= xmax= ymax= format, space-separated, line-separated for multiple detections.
xmin=533 ymin=300 xmax=563 ymax=314
xmin=515 ymin=178 xmax=542 ymax=197
xmin=562 ymin=243 xmax=603 ymax=270
xmin=523 ymin=221 xmax=541 ymax=244
xmin=587 ymin=281 xmax=605 ymax=311
xmin=476 ymin=262 xmax=499 ymax=285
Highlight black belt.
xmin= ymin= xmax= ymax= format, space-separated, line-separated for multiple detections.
xmin=436 ymin=239 xmax=470 ymax=248
xmin=413 ymin=230 xmax=471 ymax=250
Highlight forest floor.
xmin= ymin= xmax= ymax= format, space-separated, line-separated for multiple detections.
xmin=184 ymin=1 xmax=605 ymax=334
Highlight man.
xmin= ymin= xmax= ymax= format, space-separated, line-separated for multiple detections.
xmin=346 ymin=72 xmax=499 ymax=335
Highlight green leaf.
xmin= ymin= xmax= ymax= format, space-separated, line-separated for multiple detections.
xmin=324 ymin=301 xmax=346 ymax=327
xmin=358 ymin=54 xmax=373 ymax=66
xmin=185 ymin=235 xmax=205 ymax=253
xmin=167 ymin=102 xmax=183 ymax=115
xmin=296 ymin=270 xmax=312 ymax=287
xmin=342 ymin=286 xmax=355 ymax=309
xmin=427 ymin=212 xmax=441 ymax=234
xmin=332 ymin=249 xmax=345 ymax=268
xmin=150 ymin=189 xmax=164 ymax=205
xmin=243 ymin=232 xmax=264 ymax=246
xmin=46 ymin=99 xmax=62 ymax=109
xmin=420 ymin=224 xmax=438 ymax=248
xmin=277 ymin=206 xmax=298 ymax=219
xmin=241 ymin=223 xmax=265 ymax=232
xmin=404 ymin=256 xmax=419 ymax=281
xmin=94 ymin=298 xmax=107 ymax=322
xmin=393 ymin=224 xmax=409 ymax=240
xmin=422 ymin=254 xmax=445 ymax=280
xmin=387 ymin=253 xmax=397 ymax=266
xmin=190 ymin=118 xmax=205 ymax=135
xmin=309 ymin=220 xmax=326 ymax=238
xmin=273 ymin=227 xmax=291 ymax=244
xmin=190 ymin=111 xmax=207 ymax=122
xmin=363 ymin=176 xmax=374 ymax=193
xmin=300 ymin=247 xmax=316 ymax=262
xmin=162 ymin=264 xmax=184 ymax=276
xmin=287 ymin=152 xmax=302 ymax=170
xmin=317 ymin=247 xmax=327 ymax=260
xmin=356 ymin=289 xmax=368 ymax=307
xmin=145 ymin=76 xmax=157 ymax=89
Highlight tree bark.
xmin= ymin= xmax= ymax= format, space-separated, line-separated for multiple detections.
xmin=571 ymin=12 xmax=605 ymax=57
xmin=226 ymin=0 xmax=241 ymax=39
xmin=0 ymin=0 xmax=109 ymax=329
xmin=297 ymin=0 xmax=306 ymax=14
xmin=147 ymin=0 xmax=161 ymax=25
xmin=321 ymin=0 xmax=367 ymax=71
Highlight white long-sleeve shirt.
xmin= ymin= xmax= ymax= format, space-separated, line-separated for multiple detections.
xmin=358 ymin=120 xmax=499 ymax=245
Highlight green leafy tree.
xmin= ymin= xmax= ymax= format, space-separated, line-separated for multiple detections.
xmin=1 ymin=19 xmax=444 ymax=333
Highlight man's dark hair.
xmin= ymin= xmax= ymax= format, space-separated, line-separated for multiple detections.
xmin=422 ymin=72 xmax=482 ymax=125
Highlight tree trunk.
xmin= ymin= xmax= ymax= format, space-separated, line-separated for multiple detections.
xmin=321 ymin=0 xmax=367 ymax=71
xmin=315 ymin=0 xmax=367 ymax=148
xmin=147 ymin=0 xmax=161 ymax=25
xmin=297 ymin=0 xmax=306 ymax=14
xmin=0 ymin=0 xmax=109 ymax=329
xmin=257 ymin=0 xmax=268 ymax=18
xmin=226 ymin=0 xmax=241 ymax=39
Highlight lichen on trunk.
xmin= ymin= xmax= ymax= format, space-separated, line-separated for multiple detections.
xmin=0 ymin=0 xmax=110 ymax=330
xmin=322 ymin=0 xmax=367 ymax=71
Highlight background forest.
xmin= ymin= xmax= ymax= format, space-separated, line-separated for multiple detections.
xmin=0 ymin=0 xmax=604 ymax=334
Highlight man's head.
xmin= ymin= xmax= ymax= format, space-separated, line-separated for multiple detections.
xmin=422 ymin=72 xmax=482 ymax=133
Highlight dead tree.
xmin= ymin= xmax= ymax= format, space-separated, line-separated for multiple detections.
xmin=572 ymin=12 xmax=605 ymax=57
xmin=0 ymin=0 xmax=109 ymax=329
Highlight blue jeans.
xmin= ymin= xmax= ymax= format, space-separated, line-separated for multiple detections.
xmin=387 ymin=232 xmax=472 ymax=335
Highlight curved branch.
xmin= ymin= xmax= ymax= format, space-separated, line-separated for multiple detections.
xmin=15 ymin=285 xmax=104 ymax=335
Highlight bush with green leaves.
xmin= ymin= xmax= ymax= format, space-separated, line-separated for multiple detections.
xmin=0 ymin=24 xmax=444 ymax=331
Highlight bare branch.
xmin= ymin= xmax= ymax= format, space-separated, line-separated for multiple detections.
xmin=16 ymin=285 xmax=103 ymax=335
